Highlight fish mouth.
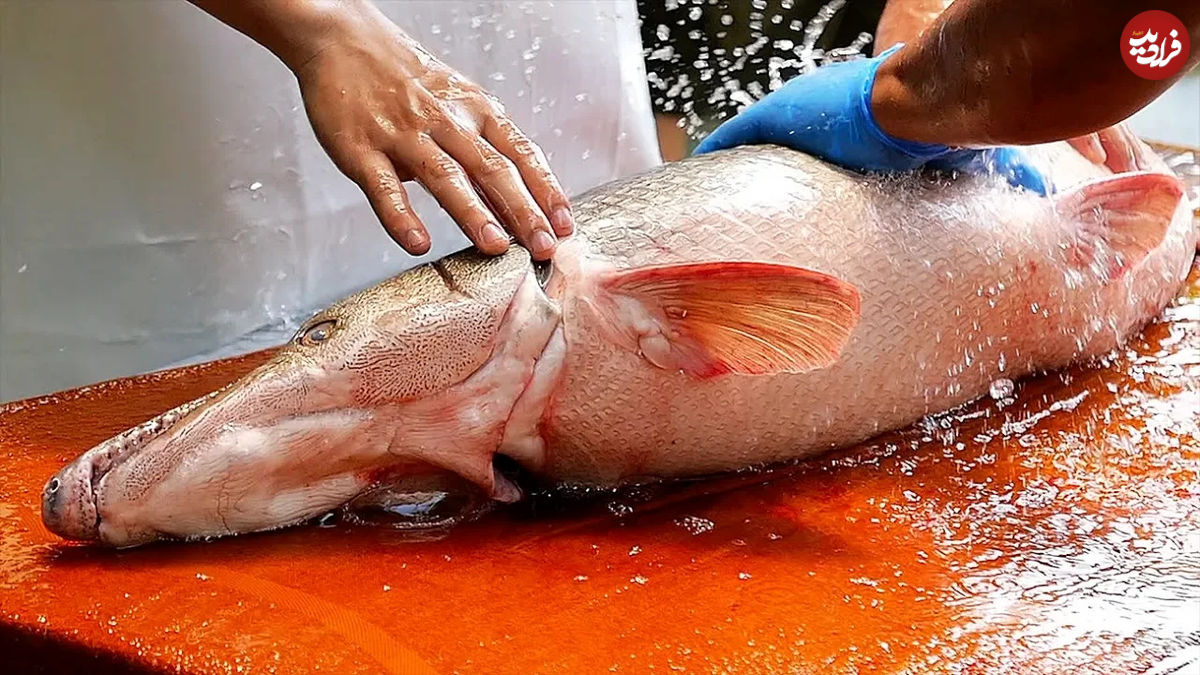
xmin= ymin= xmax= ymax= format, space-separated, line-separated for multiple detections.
xmin=42 ymin=388 xmax=387 ymax=546
xmin=41 ymin=455 xmax=99 ymax=541
xmin=41 ymin=391 xmax=222 ymax=543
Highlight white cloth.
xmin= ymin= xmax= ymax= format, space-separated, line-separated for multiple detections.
xmin=0 ymin=0 xmax=661 ymax=402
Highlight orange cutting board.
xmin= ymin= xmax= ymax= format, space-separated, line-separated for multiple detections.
xmin=2 ymin=262 xmax=1198 ymax=674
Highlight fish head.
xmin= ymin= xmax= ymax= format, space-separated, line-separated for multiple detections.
xmin=42 ymin=247 xmax=560 ymax=547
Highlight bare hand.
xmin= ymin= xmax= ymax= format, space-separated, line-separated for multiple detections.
xmin=294 ymin=9 xmax=572 ymax=259
xmin=1066 ymin=124 xmax=1152 ymax=174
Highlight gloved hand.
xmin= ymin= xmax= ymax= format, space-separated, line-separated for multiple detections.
xmin=694 ymin=46 xmax=1049 ymax=195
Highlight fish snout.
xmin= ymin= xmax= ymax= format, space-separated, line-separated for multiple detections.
xmin=41 ymin=461 xmax=99 ymax=541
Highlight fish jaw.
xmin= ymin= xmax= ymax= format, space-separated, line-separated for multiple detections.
xmin=97 ymin=409 xmax=384 ymax=546
xmin=43 ymin=364 xmax=393 ymax=547
xmin=42 ymin=392 xmax=225 ymax=543
xmin=41 ymin=450 xmax=99 ymax=542
xmin=42 ymin=251 xmax=564 ymax=547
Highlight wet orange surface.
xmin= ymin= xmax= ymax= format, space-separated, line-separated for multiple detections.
xmin=0 ymin=261 xmax=1196 ymax=673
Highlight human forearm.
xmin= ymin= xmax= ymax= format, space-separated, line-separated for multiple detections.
xmin=873 ymin=0 xmax=954 ymax=55
xmin=872 ymin=0 xmax=1200 ymax=145
xmin=187 ymin=0 xmax=378 ymax=71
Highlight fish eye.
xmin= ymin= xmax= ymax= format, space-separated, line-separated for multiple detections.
xmin=298 ymin=320 xmax=337 ymax=347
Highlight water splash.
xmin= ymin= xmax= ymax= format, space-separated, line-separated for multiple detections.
xmin=640 ymin=0 xmax=873 ymax=141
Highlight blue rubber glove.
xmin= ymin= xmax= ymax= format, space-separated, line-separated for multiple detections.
xmin=694 ymin=47 xmax=1049 ymax=195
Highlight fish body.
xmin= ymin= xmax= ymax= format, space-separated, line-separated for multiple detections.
xmin=42 ymin=142 xmax=1196 ymax=547
xmin=530 ymin=144 xmax=1194 ymax=484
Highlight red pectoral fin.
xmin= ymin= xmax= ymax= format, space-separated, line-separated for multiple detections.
xmin=597 ymin=261 xmax=861 ymax=379
xmin=1055 ymin=172 xmax=1183 ymax=277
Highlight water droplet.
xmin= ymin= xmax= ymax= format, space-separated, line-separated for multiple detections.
xmin=248 ymin=181 xmax=263 ymax=192
xmin=738 ymin=572 xmax=752 ymax=580
xmin=607 ymin=501 xmax=633 ymax=517
xmin=989 ymin=378 xmax=1015 ymax=400
xmin=675 ymin=515 xmax=715 ymax=535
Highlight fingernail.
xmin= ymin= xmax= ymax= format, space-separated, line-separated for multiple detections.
xmin=550 ymin=206 xmax=574 ymax=236
xmin=405 ymin=229 xmax=429 ymax=252
xmin=481 ymin=223 xmax=508 ymax=250
xmin=531 ymin=229 xmax=556 ymax=255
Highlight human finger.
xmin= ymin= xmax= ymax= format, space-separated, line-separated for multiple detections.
xmin=1067 ymin=133 xmax=1107 ymax=167
xmin=1096 ymin=126 xmax=1138 ymax=174
xmin=483 ymin=115 xmax=574 ymax=237
xmin=346 ymin=151 xmax=430 ymax=255
xmin=435 ymin=125 xmax=557 ymax=259
xmin=398 ymin=139 xmax=510 ymax=256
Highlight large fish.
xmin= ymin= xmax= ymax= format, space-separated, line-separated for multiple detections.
xmin=42 ymin=141 xmax=1195 ymax=547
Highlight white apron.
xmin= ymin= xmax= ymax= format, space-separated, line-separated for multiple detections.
xmin=0 ymin=0 xmax=661 ymax=402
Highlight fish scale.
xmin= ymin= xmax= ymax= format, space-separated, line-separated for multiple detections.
xmin=540 ymin=144 xmax=1195 ymax=484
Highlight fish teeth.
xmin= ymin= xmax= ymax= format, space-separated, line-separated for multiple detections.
xmin=93 ymin=388 xmax=224 ymax=462
xmin=86 ymin=386 xmax=231 ymax=471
